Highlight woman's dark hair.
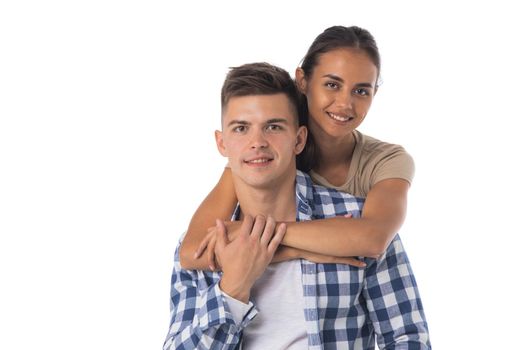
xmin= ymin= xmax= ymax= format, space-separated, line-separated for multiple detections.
xmin=296 ymin=25 xmax=381 ymax=172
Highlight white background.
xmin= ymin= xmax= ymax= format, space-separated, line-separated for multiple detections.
xmin=1 ymin=1 xmax=524 ymax=349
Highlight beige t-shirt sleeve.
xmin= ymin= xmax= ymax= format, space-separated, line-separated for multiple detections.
xmin=368 ymin=144 xmax=414 ymax=186
xmin=354 ymin=132 xmax=415 ymax=196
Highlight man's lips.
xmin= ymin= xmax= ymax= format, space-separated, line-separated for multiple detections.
xmin=243 ymin=156 xmax=274 ymax=165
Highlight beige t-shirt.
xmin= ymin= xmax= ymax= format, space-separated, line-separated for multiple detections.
xmin=309 ymin=130 xmax=414 ymax=198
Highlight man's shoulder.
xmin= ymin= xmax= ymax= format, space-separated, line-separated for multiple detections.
xmin=296 ymin=170 xmax=364 ymax=201
xmin=295 ymin=170 xmax=365 ymax=218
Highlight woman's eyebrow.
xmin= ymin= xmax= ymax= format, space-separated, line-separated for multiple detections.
xmin=355 ymin=82 xmax=374 ymax=88
xmin=322 ymin=74 xmax=344 ymax=82
xmin=322 ymin=74 xmax=374 ymax=88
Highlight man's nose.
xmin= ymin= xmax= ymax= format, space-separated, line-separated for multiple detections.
xmin=250 ymin=130 xmax=269 ymax=149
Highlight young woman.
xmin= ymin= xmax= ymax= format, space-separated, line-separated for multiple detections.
xmin=179 ymin=25 xmax=414 ymax=271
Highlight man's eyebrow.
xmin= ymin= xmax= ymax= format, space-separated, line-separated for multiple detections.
xmin=227 ymin=118 xmax=289 ymax=127
xmin=322 ymin=74 xmax=374 ymax=88
xmin=266 ymin=118 xmax=289 ymax=124
xmin=226 ymin=120 xmax=250 ymax=127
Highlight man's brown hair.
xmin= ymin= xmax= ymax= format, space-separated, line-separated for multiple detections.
xmin=221 ymin=63 xmax=301 ymax=124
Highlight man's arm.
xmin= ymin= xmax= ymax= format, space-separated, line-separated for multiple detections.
xmin=164 ymin=216 xmax=285 ymax=349
xmin=163 ymin=245 xmax=255 ymax=350
xmin=363 ymin=235 xmax=431 ymax=349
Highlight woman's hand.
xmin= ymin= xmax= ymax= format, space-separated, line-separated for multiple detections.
xmin=194 ymin=221 xmax=243 ymax=271
xmin=193 ymin=229 xmax=218 ymax=271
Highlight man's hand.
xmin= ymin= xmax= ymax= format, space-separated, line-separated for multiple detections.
xmin=215 ymin=215 xmax=286 ymax=303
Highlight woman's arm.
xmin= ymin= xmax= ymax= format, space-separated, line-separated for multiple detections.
xmin=281 ymin=178 xmax=410 ymax=257
xmin=273 ymin=246 xmax=367 ymax=267
xmin=186 ymin=177 xmax=409 ymax=268
xmin=179 ymin=168 xmax=237 ymax=270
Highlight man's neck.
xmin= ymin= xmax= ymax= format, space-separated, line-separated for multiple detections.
xmin=234 ymin=174 xmax=297 ymax=222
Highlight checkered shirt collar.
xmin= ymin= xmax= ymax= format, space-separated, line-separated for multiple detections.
xmin=230 ymin=170 xmax=314 ymax=222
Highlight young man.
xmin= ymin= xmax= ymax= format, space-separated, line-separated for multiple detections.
xmin=163 ymin=63 xmax=430 ymax=349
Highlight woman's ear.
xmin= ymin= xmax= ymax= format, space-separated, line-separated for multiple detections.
xmin=295 ymin=68 xmax=307 ymax=94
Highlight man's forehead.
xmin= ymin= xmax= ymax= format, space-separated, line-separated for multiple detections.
xmin=222 ymin=94 xmax=297 ymax=125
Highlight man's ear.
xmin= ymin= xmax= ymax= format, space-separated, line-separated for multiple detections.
xmin=215 ymin=130 xmax=227 ymax=157
xmin=294 ymin=126 xmax=308 ymax=155
xmin=295 ymin=68 xmax=307 ymax=94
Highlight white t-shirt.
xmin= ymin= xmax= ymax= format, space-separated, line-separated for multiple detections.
xmin=224 ymin=260 xmax=308 ymax=349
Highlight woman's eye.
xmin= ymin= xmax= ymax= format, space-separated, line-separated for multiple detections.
xmin=354 ymin=88 xmax=370 ymax=96
xmin=325 ymin=82 xmax=339 ymax=89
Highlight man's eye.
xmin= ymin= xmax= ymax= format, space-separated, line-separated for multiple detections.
xmin=266 ymin=125 xmax=282 ymax=131
xmin=233 ymin=126 xmax=246 ymax=132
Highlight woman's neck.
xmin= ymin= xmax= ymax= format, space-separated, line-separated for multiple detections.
xmin=310 ymin=124 xmax=357 ymax=186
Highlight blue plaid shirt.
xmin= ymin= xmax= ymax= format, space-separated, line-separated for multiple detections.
xmin=163 ymin=171 xmax=431 ymax=349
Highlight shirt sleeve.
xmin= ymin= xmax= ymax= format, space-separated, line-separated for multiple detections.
xmin=222 ymin=292 xmax=253 ymax=326
xmin=370 ymin=146 xmax=415 ymax=187
xmin=362 ymin=235 xmax=431 ymax=349
xmin=163 ymin=245 xmax=258 ymax=350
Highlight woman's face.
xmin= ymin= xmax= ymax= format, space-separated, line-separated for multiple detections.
xmin=296 ymin=48 xmax=378 ymax=141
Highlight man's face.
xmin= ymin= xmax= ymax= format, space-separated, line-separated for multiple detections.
xmin=216 ymin=93 xmax=307 ymax=190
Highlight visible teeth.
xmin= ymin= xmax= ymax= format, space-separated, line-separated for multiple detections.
xmin=328 ymin=112 xmax=351 ymax=122
xmin=248 ymin=158 xmax=269 ymax=163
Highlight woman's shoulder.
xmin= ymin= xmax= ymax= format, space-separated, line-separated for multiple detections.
xmin=355 ymin=130 xmax=410 ymax=157
xmin=353 ymin=130 xmax=415 ymax=187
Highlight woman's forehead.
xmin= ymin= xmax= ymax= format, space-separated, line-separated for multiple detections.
xmin=313 ymin=48 xmax=378 ymax=82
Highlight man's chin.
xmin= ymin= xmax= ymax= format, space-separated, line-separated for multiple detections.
xmin=242 ymin=177 xmax=274 ymax=190
xmin=233 ymin=167 xmax=296 ymax=191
